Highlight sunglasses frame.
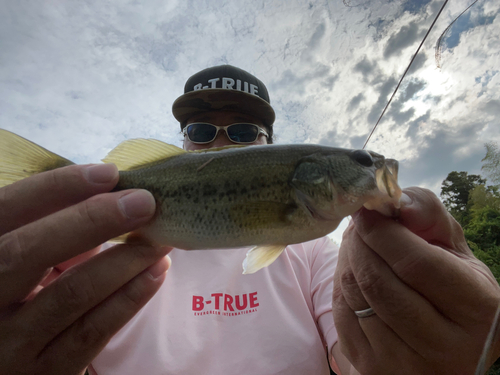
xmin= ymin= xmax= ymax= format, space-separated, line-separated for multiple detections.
xmin=182 ymin=122 xmax=269 ymax=144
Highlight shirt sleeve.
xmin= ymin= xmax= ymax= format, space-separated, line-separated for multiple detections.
xmin=308 ymin=236 xmax=339 ymax=355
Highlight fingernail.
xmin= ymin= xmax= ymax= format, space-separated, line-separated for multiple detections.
xmin=147 ymin=256 xmax=170 ymax=280
xmin=85 ymin=164 xmax=118 ymax=184
xmin=400 ymin=193 xmax=413 ymax=208
xmin=118 ymin=190 xmax=156 ymax=219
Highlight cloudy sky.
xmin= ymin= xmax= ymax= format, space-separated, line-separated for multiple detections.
xmin=1 ymin=0 xmax=498 ymax=243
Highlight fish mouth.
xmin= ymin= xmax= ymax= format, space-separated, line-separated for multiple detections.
xmin=376 ymin=160 xmax=400 ymax=198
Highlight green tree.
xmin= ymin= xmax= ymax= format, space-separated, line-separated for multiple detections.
xmin=464 ymin=167 xmax=500 ymax=285
xmin=465 ymin=204 xmax=500 ymax=284
xmin=466 ymin=145 xmax=500 ymax=374
xmin=439 ymin=144 xmax=500 ymax=284
xmin=469 ymin=184 xmax=500 ymax=211
xmin=440 ymin=171 xmax=486 ymax=225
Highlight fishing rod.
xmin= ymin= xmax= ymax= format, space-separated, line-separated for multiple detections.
xmin=360 ymin=0 xmax=500 ymax=372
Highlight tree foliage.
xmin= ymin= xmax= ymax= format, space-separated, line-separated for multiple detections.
xmin=440 ymin=171 xmax=486 ymax=225
xmin=440 ymin=146 xmax=500 ymax=374
xmin=469 ymin=184 xmax=500 ymax=211
xmin=440 ymin=144 xmax=500 ymax=286
xmin=465 ymin=206 xmax=500 ymax=283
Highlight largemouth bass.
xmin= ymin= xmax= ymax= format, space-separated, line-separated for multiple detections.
xmin=0 ymin=129 xmax=401 ymax=273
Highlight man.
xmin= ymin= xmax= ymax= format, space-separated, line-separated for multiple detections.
xmin=0 ymin=65 xmax=499 ymax=375
xmin=90 ymin=65 xmax=340 ymax=374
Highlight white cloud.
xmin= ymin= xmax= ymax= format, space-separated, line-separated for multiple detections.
xmin=0 ymin=0 xmax=498 ymax=240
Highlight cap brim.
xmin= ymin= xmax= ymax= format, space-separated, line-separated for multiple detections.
xmin=172 ymin=89 xmax=275 ymax=127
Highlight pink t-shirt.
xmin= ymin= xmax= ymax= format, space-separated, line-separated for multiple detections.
xmin=90 ymin=237 xmax=339 ymax=375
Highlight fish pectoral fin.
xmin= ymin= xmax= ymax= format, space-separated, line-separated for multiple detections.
xmin=108 ymin=233 xmax=129 ymax=244
xmin=0 ymin=129 xmax=74 ymax=187
xmin=102 ymin=139 xmax=186 ymax=171
xmin=242 ymin=245 xmax=286 ymax=274
xmin=108 ymin=231 xmax=155 ymax=246
xmin=293 ymin=188 xmax=339 ymax=221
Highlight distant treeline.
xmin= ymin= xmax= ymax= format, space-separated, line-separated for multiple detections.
xmin=440 ymin=142 xmax=500 ymax=375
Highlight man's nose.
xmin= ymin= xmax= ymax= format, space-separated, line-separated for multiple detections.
xmin=210 ymin=130 xmax=233 ymax=147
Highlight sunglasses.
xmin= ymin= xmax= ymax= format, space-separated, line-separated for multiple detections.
xmin=182 ymin=122 xmax=269 ymax=144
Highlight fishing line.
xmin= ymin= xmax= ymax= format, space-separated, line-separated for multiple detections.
xmin=435 ymin=0 xmax=479 ymax=68
xmin=475 ymin=304 xmax=500 ymax=375
xmin=362 ymin=0 xmax=449 ymax=150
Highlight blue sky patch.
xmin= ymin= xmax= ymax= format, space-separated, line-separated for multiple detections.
xmin=402 ymin=0 xmax=432 ymax=13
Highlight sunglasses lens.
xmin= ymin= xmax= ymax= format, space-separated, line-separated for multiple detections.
xmin=186 ymin=123 xmax=218 ymax=143
xmin=227 ymin=124 xmax=259 ymax=143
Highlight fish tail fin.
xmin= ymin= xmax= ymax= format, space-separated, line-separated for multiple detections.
xmin=242 ymin=245 xmax=286 ymax=274
xmin=0 ymin=129 xmax=74 ymax=188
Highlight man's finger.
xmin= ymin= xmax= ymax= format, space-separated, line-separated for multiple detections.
xmin=398 ymin=187 xmax=471 ymax=255
xmin=0 ymin=164 xmax=119 ymax=236
xmin=333 ymin=259 xmax=424 ymax=375
xmin=0 ymin=189 xmax=156 ymax=308
xmin=345 ymin=226 xmax=459 ymax=359
xmin=356 ymin=316 xmax=428 ymax=374
xmin=337 ymin=224 xmax=370 ymax=311
xmin=36 ymin=258 xmax=170 ymax=374
xmin=350 ymin=204 xmax=498 ymax=322
xmin=54 ymin=246 xmax=103 ymax=274
xmin=22 ymin=244 xmax=172 ymax=351
xmin=332 ymin=279 xmax=373 ymax=371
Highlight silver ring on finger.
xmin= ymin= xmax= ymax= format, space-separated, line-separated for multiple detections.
xmin=354 ymin=307 xmax=376 ymax=318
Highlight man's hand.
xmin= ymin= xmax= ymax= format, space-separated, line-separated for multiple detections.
xmin=0 ymin=164 xmax=172 ymax=375
xmin=332 ymin=187 xmax=500 ymax=375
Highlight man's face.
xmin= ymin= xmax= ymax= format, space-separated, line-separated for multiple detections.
xmin=182 ymin=110 xmax=269 ymax=151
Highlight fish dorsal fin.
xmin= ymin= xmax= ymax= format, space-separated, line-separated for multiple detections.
xmin=102 ymin=139 xmax=186 ymax=171
xmin=0 ymin=129 xmax=74 ymax=187
xmin=242 ymin=245 xmax=287 ymax=274
xmin=191 ymin=144 xmax=248 ymax=153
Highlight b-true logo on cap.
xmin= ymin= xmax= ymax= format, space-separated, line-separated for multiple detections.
xmin=192 ymin=77 xmax=260 ymax=97
xmin=173 ymin=65 xmax=275 ymax=127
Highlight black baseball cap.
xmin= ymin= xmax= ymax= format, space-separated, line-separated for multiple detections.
xmin=172 ymin=65 xmax=276 ymax=128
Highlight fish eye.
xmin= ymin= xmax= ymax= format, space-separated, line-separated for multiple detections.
xmin=351 ymin=150 xmax=373 ymax=167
